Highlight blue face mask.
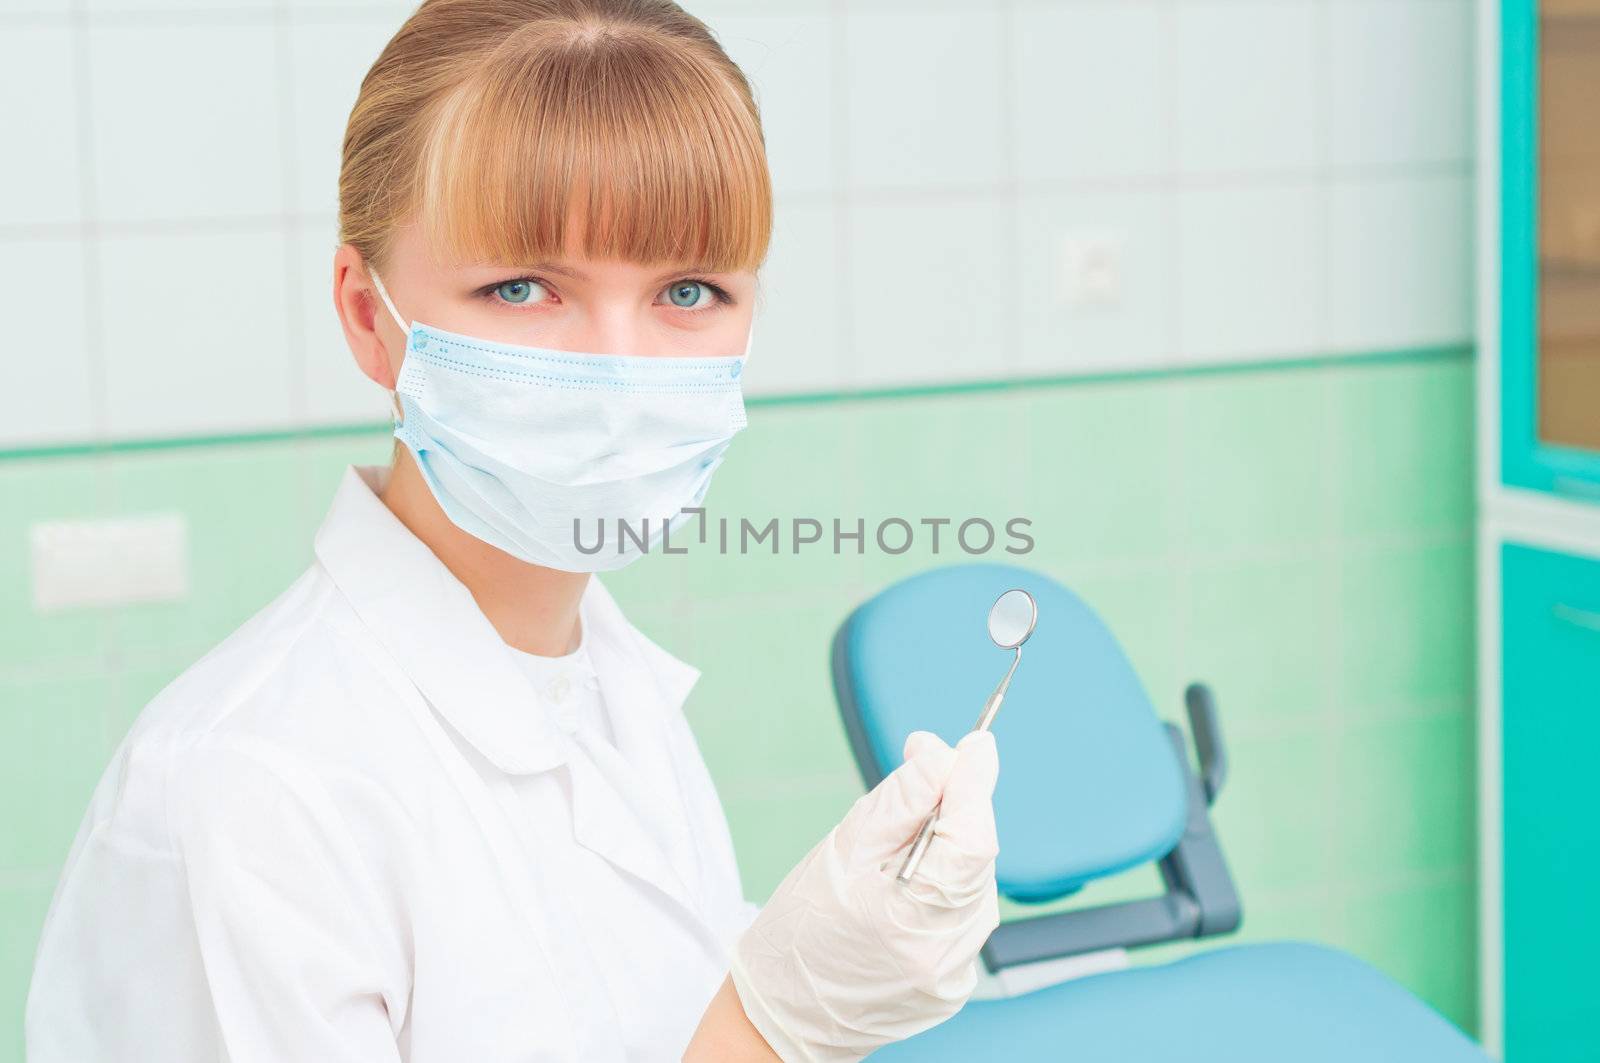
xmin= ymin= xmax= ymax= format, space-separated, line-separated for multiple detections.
xmin=370 ymin=270 xmax=752 ymax=572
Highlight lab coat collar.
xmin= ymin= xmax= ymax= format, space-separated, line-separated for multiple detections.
xmin=313 ymin=465 xmax=570 ymax=774
xmin=313 ymin=466 xmax=717 ymax=933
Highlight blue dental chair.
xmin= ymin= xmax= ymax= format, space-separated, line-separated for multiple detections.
xmin=831 ymin=563 xmax=1490 ymax=1062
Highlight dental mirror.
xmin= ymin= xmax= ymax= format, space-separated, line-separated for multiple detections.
xmin=987 ymin=587 xmax=1038 ymax=650
xmin=897 ymin=587 xmax=1038 ymax=883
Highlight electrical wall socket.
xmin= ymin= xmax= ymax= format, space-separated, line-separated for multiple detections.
xmin=1059 ymin=232 xmax=1126 ymax=308
xmin=30 ymin=513 xmax=190 ymax=612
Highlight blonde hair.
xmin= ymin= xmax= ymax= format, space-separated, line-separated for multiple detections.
xmin=339 ymin=0 xmax=772 ymax=278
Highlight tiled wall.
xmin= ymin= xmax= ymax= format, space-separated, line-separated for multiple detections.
xmin=0 ymin=0 xmax=1480 ymax=1056
xmin=0 ymin=0 xmax=1471 ymax=447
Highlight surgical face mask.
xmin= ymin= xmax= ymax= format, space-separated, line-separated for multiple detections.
xmin=369 ymin=269 xmax=752 ymax=573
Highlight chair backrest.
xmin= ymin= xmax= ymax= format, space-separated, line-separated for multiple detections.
xmin=832 ymin=562 xmax=1187 ymax=904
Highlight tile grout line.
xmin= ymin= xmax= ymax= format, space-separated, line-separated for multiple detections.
xmin=273 ymin=0 xmax=309 ymax=434
xmin=996 ymin=0 xmax=1023 ymax=381
xmin=65 ymin=0 xmax=123 ymax=734
xmin=1160 ymin=0 xmax=1192 ymax=692
xmin=1159 ymin=0 xmax=1181 ymax=368
xmin=1313 ymin=0 xmax=1342 ymax=751
xmin=827 ymin=0 xmax=854 ymax=398
xmin=67 ymin=0 xmax=104 ymax=447
xmin=268 ymin=0 xmax=319 ymax=533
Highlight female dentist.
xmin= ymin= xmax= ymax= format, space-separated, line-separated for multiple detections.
xmin=25 ymin=0 xmax=1001 ymax=1060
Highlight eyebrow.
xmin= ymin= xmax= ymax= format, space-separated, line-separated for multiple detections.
xmin=515 ymin=261 xmax=725 ymax=282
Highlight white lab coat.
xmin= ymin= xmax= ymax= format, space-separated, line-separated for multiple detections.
xmin=26 ymin=464 xmax=761 ymax=1062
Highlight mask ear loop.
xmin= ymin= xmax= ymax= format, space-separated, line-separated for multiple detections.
xmin=369 ymin=269 xmax=410 ymax=425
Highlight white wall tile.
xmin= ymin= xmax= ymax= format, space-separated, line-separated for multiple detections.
xmin=1015 ymin=188 xmax=1175 ymax=375
xmin=3 ymin=0 xmax=74 ymax=13
xmin=1175 ymin=0 xmax=1318 ymax=177
xmin=87 ymin=0 xmax=266 ymax=10
xmin=1325 ymin=173 xmax=1474 ymax=353
xmin=1176 ymin=183 xmax=1323 ymax=362
xmin=0 ymin=26 xmax=81 ymax=227
xmin=294 ymin=219 xmax=393 ymax=425
xmin=98 ymin=229 xmax=296 ymax=438
xmin=842 ymin=8 xmax=1006 ymax=190
xmin=1012 ymin=2 xmax=1169 ymax=184
xmin=686 ymin=0 xmax=830 ymax=14
xmin=705 ymin=12 xmax=836 ymax=197
xmin=741 ymin=197 xmax=843 ymax=397
xmin=1323 ymin=0 xmax=1474 ymax=169
xmin=845 ymin=194 xmax=1013 ymax=388
xmin=0 ymin=239 xmax=94 ymax=445
xmin=287 ymin=15 xmax=407 ymax=217
xmin=285 ymin=0 xmax=411 ymax=9
xmin=88 ymin=24 xmax=282 ymax=223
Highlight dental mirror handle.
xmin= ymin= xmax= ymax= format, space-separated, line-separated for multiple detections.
xmin=895 ymin=649 xmax=1019 ymax=884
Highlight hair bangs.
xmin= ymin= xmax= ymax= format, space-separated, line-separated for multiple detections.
xmin=414 ymin=25 xmax=771 ymax=275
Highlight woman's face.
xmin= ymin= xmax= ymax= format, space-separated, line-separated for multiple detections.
xmin=335 ymin=220 xmax=758 ymax=391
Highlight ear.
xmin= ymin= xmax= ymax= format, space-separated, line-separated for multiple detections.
xmin=332 ymin=243 xmax=402 ymax=390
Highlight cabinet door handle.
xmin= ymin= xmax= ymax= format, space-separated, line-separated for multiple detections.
xmin=1553 ymin=603 xmax=1600 ymax=633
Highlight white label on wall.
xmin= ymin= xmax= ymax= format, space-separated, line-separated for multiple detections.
xmin=30 ymin=513 xmax=190 ymax=612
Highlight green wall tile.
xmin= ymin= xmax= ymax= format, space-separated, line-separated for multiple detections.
xmin=854 ymin=392 xmax=1032 ymax=588
xmin=0 ymin=457 xmax=113 ymax=677
xmin=1176 ymin=371 xmax=1336 ymax=555
xmin=1337 ymin=361 xmax=1475 ymax=539
xmin=1019 ymin=380 xmax=1179 ymax=566
xmin=1332 ymin=707 xmax=1476 ymax=881
xmin=682 ymin=590 xmax=861 ymax=795
xmin=1178 ymin=555 xmax=1337 ymax=739
xmin=1341 ymin=875 xmax=1477 ymax=1034
xmin=1336 ymin=538 xmax=1476 ymax=713
xmin=105 ymin=443 xmax=314 ymax=668
xmin=0 ymin=673 xmax=110 ymax=873
xmin=1209 ymin=727 xmax=1343 ymax=894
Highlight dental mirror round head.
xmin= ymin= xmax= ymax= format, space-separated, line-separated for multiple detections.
xmin=988 ymin=588 xmax=1038 ymax=650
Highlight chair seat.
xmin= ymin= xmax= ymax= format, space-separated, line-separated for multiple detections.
xmin=869 ymin=942 xmax=1489 ymax=1062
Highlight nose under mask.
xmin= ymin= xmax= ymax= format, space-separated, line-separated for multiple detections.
xmin=369 ymin=269 xmax=753 ymax=572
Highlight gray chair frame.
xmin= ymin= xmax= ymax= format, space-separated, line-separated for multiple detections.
xmin=831 ymin=616 xmax=1243 ymax=975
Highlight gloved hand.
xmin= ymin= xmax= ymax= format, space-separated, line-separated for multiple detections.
xmin=729 ymin=729 xmax=1000 ymax=1062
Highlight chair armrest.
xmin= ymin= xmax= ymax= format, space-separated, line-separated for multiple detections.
xmin=1185 ymin=683 xmax=1227 ymax=806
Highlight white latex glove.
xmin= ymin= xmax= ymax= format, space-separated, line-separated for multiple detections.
xmin=729 ymin=729 xmax=1000 ymax=1062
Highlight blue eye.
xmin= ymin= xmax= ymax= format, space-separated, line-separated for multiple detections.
xmin=496 ymin=280 xmax=535 ymax=304
xmin=666 ymin=281 xmax=711 ymax=309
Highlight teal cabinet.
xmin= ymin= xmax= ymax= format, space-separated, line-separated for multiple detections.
xmin=1501 ymin=542 xmax=1600 ymax=1059
xmin=1488 ymin=0 xmax=1600 ymax=1052
xmin=1500 ymin=0 xmax=1600 ymax=498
